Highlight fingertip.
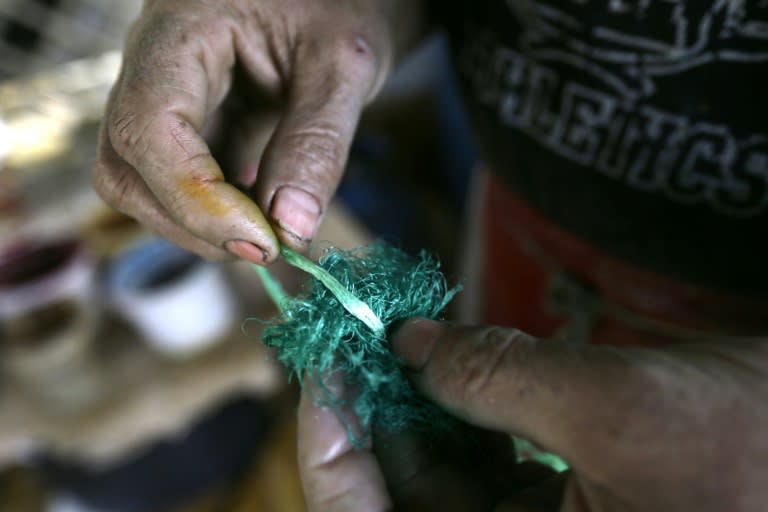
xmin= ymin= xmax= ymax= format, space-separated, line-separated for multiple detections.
xmin=390 ymin=317 xmax=445 ymax=370
xmin=225 ymin=239 xmax=270 ymax=264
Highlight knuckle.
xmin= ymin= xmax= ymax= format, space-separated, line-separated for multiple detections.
xmin=168 ymin=118 xmax=211 ymax=165
xmin=434 ymin=327 xmax=530 ymax=406
xmin=300 ymin=29 xmax=387 ymax=99
xmin=329 ymin=33 xmax=385 ymax=94
xmin=108 ymin=109 xmax=150 ymax=163
xmin=627 ymin=358 xmax=683 ymax=427
xmin=334 ymin=33 xmax=380 ymax=69
xmin=285 ymin=123 xmax=345 ymax=178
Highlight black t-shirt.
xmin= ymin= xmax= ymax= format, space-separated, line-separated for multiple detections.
xmin=440 ymin=1 xmax=768 ymax=298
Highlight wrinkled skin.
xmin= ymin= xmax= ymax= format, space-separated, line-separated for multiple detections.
xmin=300 ymin=319 xmax=768 ymax=511
xmin=94 ymin=1 xmax=768 ymax=510
xmin=93 ymin=0 xmax=421 ymax=262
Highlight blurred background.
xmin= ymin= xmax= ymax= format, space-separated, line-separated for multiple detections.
xmin=0 ymin=1 xmax=474 ymax=510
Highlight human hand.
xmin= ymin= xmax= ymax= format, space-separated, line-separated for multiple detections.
xmin=300 ymin=318 xmax=768 ymax=511
xmin=298 ymin=371 xmax=557 ymax=512
xmin=93 ymin=0 xmax=423 ymax=263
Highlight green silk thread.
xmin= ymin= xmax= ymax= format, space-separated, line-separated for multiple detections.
xmin=280 ymin=247 xmax=386 ymax=336
xmin=252 ymin=264 xmax=289 ymax=310
xmin=253 ymin=242 xmax=569 ymax=471
xmin=252 ymin=242 xmax=460 ymax=446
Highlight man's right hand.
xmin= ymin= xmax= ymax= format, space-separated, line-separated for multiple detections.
xmin=94 ymin=0 xmax=422 ymax=263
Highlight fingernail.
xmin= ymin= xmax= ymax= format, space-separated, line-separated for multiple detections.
xmin=390 ymin=317 xmax=444 ymax=370
xmin=270 ymin=186 xmax=321 ymax=242
xmin=225 ymin=240 xmax=268 ymax=263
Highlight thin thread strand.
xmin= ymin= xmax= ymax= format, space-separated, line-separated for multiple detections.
xmin=281 ymin=246 xmax=386 ymax=337
xmin=252 ymin=264 xmax=290 ymax=313
xmin=256 ymin=242 xmax=461 ymax=447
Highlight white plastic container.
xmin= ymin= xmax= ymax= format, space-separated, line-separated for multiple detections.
xmin=107 ymin=238 xmax=237 ymax=357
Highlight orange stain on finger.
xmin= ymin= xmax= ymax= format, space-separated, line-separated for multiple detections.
xmin=176 ymin=177 xmax=232 ymax=217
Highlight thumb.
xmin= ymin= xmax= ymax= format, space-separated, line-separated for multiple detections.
xmin=254 ymin=35 xmax=388 ymax=250
xmin=390 ymin=318 xmax=650 ymax=467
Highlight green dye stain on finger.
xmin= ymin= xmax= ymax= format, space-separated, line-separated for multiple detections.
xmin=253 ymin=242 xmax=461 ymax=447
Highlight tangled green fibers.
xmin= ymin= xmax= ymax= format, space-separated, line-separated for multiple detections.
xmin=258 ymin=242 xmax=461 ymax=446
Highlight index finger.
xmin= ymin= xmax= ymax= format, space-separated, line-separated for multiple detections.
xmin=106 ymin=10 xmax=279 ymax=262
xmin=390 ymin=319 xmax=656 ymax=469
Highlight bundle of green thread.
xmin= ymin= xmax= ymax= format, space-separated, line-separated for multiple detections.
xmin=259 ymin=242 xmax=461 ymax=446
